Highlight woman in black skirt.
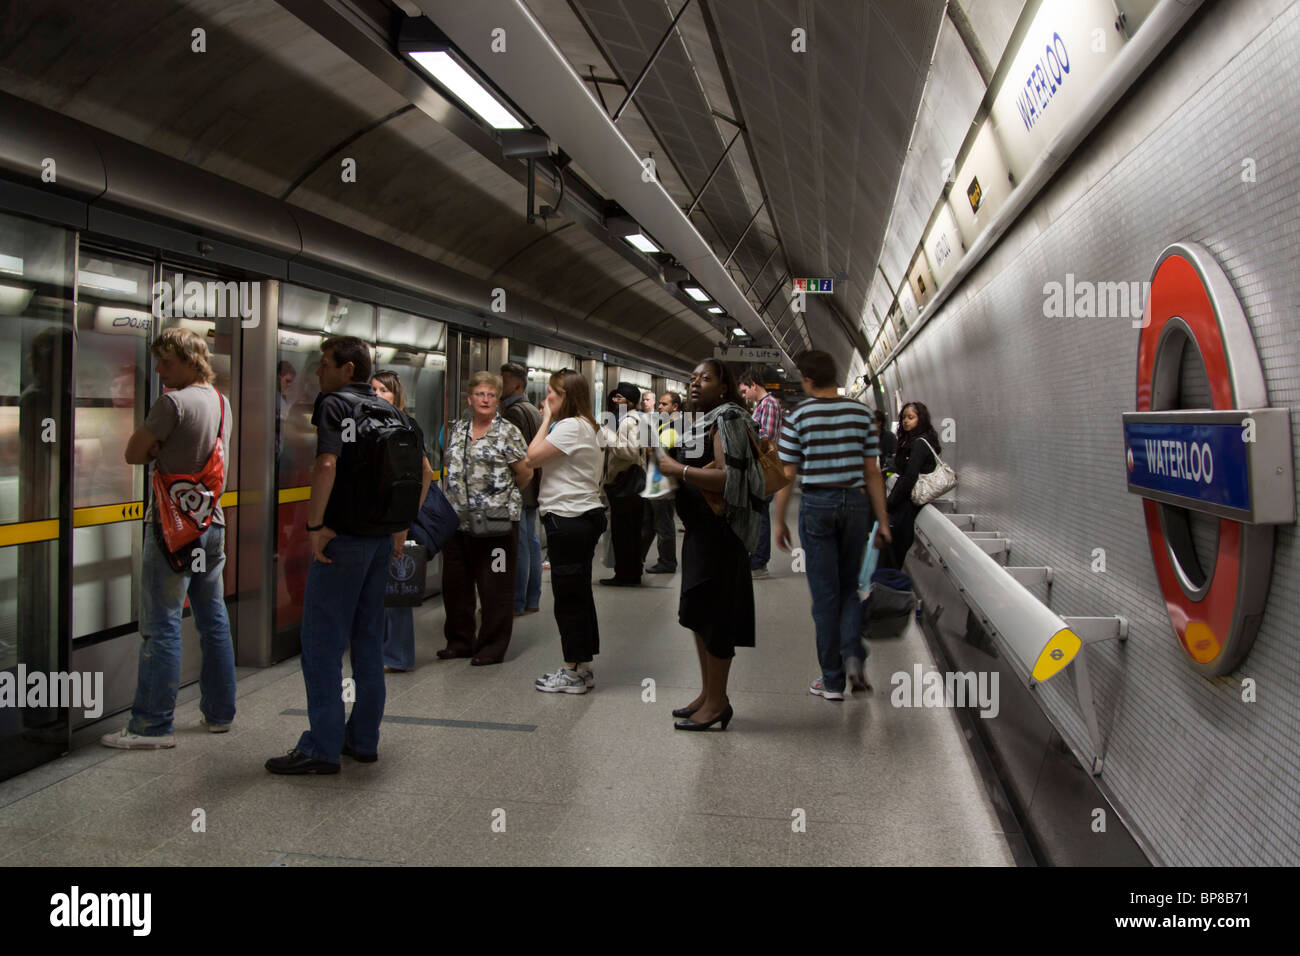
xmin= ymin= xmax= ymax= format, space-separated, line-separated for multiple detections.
xmin=654 ymin=359 xmax=763 ymax=731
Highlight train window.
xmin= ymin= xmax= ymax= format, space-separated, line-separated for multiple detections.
xmin=376 ymin=307 xmax=446 ymax=472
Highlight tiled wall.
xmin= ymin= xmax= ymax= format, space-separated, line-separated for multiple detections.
xmin=880 ymin=0 xmax=1300 ymax=865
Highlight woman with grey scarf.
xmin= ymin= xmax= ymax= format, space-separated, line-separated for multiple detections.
xmin=654 ymin=359 xmax=763 ymax=731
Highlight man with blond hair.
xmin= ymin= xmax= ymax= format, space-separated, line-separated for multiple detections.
xmin=102 ymin=328 xmax=236 ymax=749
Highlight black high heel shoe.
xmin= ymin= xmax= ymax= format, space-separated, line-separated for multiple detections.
xmin=672 ymin=704 xmax=700 ymax=718
xmin=673 ymin=703 xmax=733 ymax=732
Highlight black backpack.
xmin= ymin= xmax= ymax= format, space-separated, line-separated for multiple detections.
xmin=335 ymin=394 xmax=424 ymax=535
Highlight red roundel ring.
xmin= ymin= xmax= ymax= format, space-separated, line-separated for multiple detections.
xmin=1135 ymin=243 xmax=1272 ymax=676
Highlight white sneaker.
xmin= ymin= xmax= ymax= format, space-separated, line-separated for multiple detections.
xmin=100 ymin=727 xmax=176 ymax=750
xmin=535 ymin=667 xmax=589 ymax=694
xmin=200 ymin=716 xmax=232 ymax=733
xmin=809 ymin=678 xmax=845 ymax=702
xmin=536 ymin=665 xmax=593 ymax=688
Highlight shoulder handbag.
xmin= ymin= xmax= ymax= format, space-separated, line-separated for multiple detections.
xmin=456 ymin=421 xmax=513 ymax=536
xmin=701 ymin=421 xmax=790 ymax=516
xmin=910 ymin=438 xmax=957 ymax=506
xmin=151 ymin=390 xmax=226 ymax=572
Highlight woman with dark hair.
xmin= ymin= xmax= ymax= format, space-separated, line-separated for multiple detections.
xmin=524 ymin=369 xmax=607 ymax=694
xmin=370 ymin=370 xmax=435 ymax=672
xmin=653 ymin=359 xmax=763 ymax=731
xmin=601 ymin=381 xmax=647 ymax=586
xmin=879 ymin=401 xmax=940 ymax=568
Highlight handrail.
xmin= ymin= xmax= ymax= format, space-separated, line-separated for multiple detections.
xmin=904 ymin=494 xmax=1128 ymax=775
xmin=911 ymin=503 xmax=1080 ymax=684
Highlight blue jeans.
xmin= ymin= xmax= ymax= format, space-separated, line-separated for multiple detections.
xmin=382 ymin=607 xmax=415 ymax=670
xmin=751 ymin=494 xmax=774 ymax=569
xmin=296 ymin=534 xmax=391 ymax=762
xmin=129 ymin=524 xmax=237 ymax=736
xmin=799 ymin=488 xmax=871 ymax=693
xmin=514 ymin=505 xmax=543 ymax=612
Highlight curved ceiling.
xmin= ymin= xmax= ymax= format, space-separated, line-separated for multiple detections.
xmin=0 ymin=0 xmax=719 ymax=360
xmin=0 ymin=0 xmax=957 ymax=373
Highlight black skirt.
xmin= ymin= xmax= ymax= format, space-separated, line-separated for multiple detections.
xmin=676 ymin=486 xmax=755 ymax=658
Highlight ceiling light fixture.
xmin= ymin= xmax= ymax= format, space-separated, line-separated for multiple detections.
xmin=683 ymin=286 xmax=709 ymax=302
xmin=707 ymin=307 xmax=724 ymax=314
xmin=0 ymin=254 xmax=23 ymax=276
xmin=408 ymin=51 xmax=524 ymax=129
xmin=624 ymin=233 xmax=659 ymax=253
xmin=733 ymin=327 xmax=748 ymax=335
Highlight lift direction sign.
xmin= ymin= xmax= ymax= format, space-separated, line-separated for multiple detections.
xmin=713 ymin=346 xmax=782 ymax=362
xmin=792 ymin=278 xmax=833 ymax=293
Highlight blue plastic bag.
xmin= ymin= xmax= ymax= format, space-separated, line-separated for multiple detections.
xmin=409 ymin=482 xmax=459 ymax=557
xmin=858 ymin=521 xmax=882 ymax=591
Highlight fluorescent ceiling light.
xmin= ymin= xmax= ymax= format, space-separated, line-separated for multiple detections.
xmin=78 ymin=271 xmax=138 ymax=295
xmin=683 ymin=286 xmax=709 ymax=302
xmin=733 ymin=327 xmax=748 ymax=335
xmin=707 ymin=307 xmax=725 ymax=315
xmin=624 ymin=233 xmax=659 ymax=253
xmin=0 ymin=253 xmax=23 ymax=275
xmin=409 ymin=51 xmax=523 ymax=130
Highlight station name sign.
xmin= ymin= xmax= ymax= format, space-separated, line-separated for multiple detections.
xmin=1123 ymin=409 xmax=1292 ymax=524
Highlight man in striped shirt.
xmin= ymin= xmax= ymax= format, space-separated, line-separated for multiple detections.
xmin=774 ymin=351 xmax=891 ymax=701
xmin=738 ymin=365 xmax=783 ymax=577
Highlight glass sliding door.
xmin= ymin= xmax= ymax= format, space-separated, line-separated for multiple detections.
xmin=0 ymin=211 xmax=74 ymax=778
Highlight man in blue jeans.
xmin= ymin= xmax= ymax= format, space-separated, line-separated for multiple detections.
xmin=738 ymin=367 xmax=783 ymax=577
xmin=500 ymin=362 xmax=543 ymax=615
xmin=102 ymin=328 xmax=236 ymax=749
xmin=773 ymin=351 xmax=891 ymax=700
xmin=266 ymin=336 xmax=405 ymax=774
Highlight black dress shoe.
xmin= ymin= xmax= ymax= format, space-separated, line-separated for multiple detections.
xmin=436 ymin=648 xmax=472 ymax=659
xmin=341 ymin=743 xmax=378 ymax=763
xmin=265 ymin=749 xmax=340 ymax=774
xmin=646 ymin=564 xmax=677 ymax=574
xmin=599 ymin=577 xmax=640 ymax=587
xmin=672 ymin=704 xmax=699 ymax=718
xmin=674 ymin=704 xmax=733 ymax=732
xmin=470 ymin=656 xmax=502 ymax=666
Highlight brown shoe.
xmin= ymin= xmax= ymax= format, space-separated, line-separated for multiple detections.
xmin=525 ymin=607 xmax=540 ymax=613
xmin=436 ymin=648 xmax=472 ymax=660
xmin=470 ymin=656 xmax=502 ymax=666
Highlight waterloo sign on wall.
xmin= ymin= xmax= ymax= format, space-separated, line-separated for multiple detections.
xmin=1123 ymin=243 xmax=1293 ymax=676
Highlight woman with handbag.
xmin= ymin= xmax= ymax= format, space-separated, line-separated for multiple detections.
xmin=439 ymin=371 xmax=532 ymax=665
xmin=879 ymin=401 xmax=942 ymax=569
xmin=653 ymin=359 xmax=764 ymax=731
xmin=370 ymin=371 xmax=435 ymax=673
xmin=523 ymin=370 xmax=606 ymax=694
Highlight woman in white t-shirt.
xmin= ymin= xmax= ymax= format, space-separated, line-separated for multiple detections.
xmin=522 ymin=369 xmax=606 ymax=694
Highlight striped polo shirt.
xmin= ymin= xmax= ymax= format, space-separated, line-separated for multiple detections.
xmin=778 ymin=397 xmax=878 ymax=488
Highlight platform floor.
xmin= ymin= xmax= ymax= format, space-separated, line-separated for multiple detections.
xmin=0 ymin=536 xmax=1015 ymax=867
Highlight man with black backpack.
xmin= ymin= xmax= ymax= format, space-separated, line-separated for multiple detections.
xmin=266 ymin=336 xmax=425 ymax=774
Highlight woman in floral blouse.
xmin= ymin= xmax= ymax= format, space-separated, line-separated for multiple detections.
xmin=439 ymin=372 xmax=532 ymax=665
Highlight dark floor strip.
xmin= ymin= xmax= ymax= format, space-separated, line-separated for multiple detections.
xmin=279 ymin=709 xmax=536 ymax=732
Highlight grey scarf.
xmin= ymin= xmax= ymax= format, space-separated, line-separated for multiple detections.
xmin=683 ymin=401 xmax=764 ymax=553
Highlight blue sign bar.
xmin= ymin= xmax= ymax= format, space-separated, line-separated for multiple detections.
xmin=1124 ymin=421 xmax=1251 ymax=513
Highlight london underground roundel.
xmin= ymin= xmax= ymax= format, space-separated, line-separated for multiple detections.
xmin=1123 ymin=243 xmax=1294 ymax=676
